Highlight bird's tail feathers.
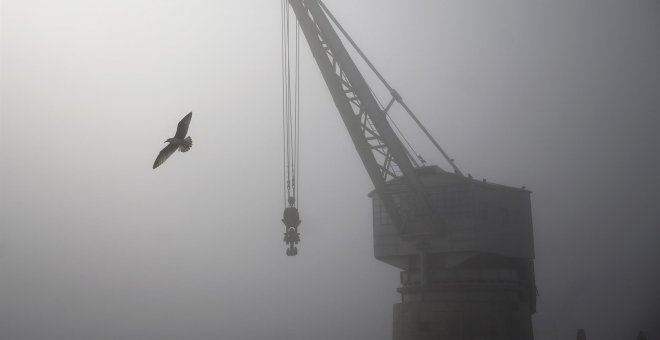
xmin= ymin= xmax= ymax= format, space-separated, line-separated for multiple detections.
xmin=179 ymin=136 xmax=193 ymax=152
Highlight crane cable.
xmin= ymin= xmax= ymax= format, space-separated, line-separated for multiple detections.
xmin=281 ymin=0 xmax=302 ymax=256
xmin=281 ymin=0 xmax=301 ymax=209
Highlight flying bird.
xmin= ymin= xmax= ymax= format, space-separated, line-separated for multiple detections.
xmin=153 ymin=112 xmax=193 ymax=169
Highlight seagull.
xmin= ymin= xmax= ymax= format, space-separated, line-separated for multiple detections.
xmin=153 ymin=112 xmax=193 ymax=169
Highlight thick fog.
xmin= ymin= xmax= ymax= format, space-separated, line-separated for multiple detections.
xmin=1 ymin=1 xmax=659 ymax=340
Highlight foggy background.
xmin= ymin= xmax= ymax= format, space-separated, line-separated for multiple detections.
xmin=1 ymin=1 xmax=659 ymax=340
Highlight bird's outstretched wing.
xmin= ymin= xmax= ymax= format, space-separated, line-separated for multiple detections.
xmin=174 ymin=112 xmax=192 ymax=139
xmin=153 ymin=143 xmax=178 ymax=169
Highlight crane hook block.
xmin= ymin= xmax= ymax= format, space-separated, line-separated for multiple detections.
xmin=282 ymin=206 xmax=301 ymax=229
xmin=282 ymin=206 xmax=301 ymax=256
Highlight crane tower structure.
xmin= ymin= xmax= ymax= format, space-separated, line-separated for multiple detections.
xmin=287 ymin=1 xmax=537 ymax=339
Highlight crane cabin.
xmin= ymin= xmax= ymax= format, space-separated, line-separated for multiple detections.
xmin=371 ymin=166 xmax=534 ymax=269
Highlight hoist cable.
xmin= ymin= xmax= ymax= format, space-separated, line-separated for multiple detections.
xmin=281 ymin=0 xmax=288 ymax=208
xmin=294 ymin=22 xmax=301 ymax=206
xmin=288 ymin=3 xmax=294 ymax=200
xmin=283 ymin=0 xmax=292 ymax=203
xmin=282 ymin=0 xmax=301 ymax=208
xmin=285 ymin=1 xmax=291 ymax=198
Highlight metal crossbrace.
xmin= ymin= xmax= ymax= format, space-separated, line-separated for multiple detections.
xmin=323 ymin=35 xmax=402 ymax=181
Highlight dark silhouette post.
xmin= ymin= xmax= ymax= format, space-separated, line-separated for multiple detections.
xmin=577 ymin=329 xmax=586 ymax=340
xmin=637 ymin=331 xmax=647 ymax=340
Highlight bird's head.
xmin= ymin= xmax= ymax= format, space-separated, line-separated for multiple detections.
xmin=164 ymin=138 xmax=174 ymax=143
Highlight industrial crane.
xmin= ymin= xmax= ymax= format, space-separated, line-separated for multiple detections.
xmin=283 ymin=1 xmax=536 ymax=339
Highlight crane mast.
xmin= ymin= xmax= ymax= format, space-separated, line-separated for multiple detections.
xmin=288 ymin=0 xmax=435 ymax=235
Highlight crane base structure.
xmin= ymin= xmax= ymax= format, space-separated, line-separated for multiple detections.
xmin=392 ymin=257 xmax=535 ymax=340
xmin=371 ymin=167 xmax=536 ymax=340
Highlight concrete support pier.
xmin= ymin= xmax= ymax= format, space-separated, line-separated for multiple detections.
xmin=392 ymin=257 xmax=535 ymax=340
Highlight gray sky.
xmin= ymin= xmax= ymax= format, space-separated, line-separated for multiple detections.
xmin=1 ymin=1 xmax=659 ymax=340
